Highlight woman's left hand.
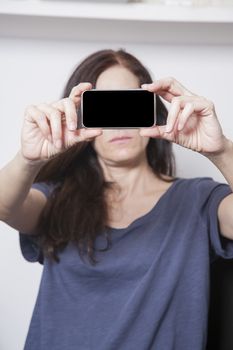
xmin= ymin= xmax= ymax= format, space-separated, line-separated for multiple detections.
xmin=140 ymin=78 xmax=227 ymax=155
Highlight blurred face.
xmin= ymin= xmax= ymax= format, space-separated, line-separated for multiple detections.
xmin=93 ymin=65 xmax=150 ymax=166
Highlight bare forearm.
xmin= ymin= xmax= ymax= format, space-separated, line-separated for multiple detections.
xmin=206 ymin=137 xmax=233 ymax=238
xmin=206 ymin=137 xmax=233 ymax=191
xmin=0 ymin=151 xmax=44 ymax=220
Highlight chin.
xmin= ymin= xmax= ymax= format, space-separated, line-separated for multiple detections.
xmin=108 ymin=149 xmax=143 ymax=165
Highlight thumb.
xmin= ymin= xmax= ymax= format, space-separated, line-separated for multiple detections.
xmin=139 ymin=125 xmax=175 ymax=142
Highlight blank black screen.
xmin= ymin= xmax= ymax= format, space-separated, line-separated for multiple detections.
xmin=81 ymin=90 xmax=155 ymax=128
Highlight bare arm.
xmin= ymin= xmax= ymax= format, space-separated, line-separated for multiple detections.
xmin=207 ymin=138 xmax=233 ymax=240
xmin=141 ymin=78 xmax=233 ymax=240
xmin=0 ymin=83 xmax=102 ymax=234
xmin=0 ymin=151 xmax=46 ymax=233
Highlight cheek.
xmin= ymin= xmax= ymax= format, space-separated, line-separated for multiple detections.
xmin=141 ymin=137 xmax=150 ymax=149
xmin=93 ymin=134 xmax=109 ymax=155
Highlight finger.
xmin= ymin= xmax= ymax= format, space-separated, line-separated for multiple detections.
xmin=142 ymin=77 xmax=193 ymax=96
xmin=38 ymin=104 xmax=63 ymax=149
xmin=186 ymin=98 xmax=214 ymax=115
xmin=77 ymin=128 xmax=103 ymax=142
xmin=166 ymin=96 xmax=203 ymax=132
xmin=142 ymin=77 xmax=194 ymax=102
xmin=52 ymin=98 xmax=77 ymax=131
xmin=177 ymin=103 xmax=195 ymax=131
xmin=165 ymin=98 xmax=181 ymax=133
xmin=139 ymin=125 xmax=175 ymax=142
xmin=177 ymin=98 xmax=214 ymax=130
xmin=69 ymin=82 xmax=92 ymax=106
xmin=24 ymin=105 xmax=52 ymax=142
xmin=141 ymin=83 xmax=173 ymax=102
xmin=139 ymin=126 xmax=161 ymax=138
xmin=62 ymin=128 xmax=103 ymax=148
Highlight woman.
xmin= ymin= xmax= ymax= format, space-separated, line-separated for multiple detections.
xmin=0 ymin=49 xmax=233 ymax=350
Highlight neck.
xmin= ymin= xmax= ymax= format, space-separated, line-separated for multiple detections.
xmin=97 ymin=154 xmax=160 ymax=199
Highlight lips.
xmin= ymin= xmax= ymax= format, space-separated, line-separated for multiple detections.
xmin=109 ymin=136 xmax=133 ymax=143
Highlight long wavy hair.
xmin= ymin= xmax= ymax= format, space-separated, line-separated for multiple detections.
xmin=35 ymin=49 xmax=175 ymax=264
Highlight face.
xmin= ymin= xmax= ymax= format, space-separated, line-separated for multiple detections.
xmin=93 ymin=65 xmax=150 ymax=167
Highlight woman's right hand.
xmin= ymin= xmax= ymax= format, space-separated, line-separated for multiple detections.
xmin=21 ymin=82 xmax=102 ymax=162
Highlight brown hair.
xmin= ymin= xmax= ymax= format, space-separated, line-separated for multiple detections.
xmin=35 ymin=49 xmax=175 ymax=264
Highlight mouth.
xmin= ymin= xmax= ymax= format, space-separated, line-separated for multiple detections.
xmin=109 ymin=136 xmax=133 ymax=143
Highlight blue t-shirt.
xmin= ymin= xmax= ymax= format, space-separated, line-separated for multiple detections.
xmin=19 ymin=177 xmax=233 ymax=350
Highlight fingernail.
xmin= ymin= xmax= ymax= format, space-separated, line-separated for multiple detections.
xmin=141 ymin=84 xmax=148 ymax=88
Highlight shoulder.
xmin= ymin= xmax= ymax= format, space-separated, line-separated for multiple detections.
xmin=175 ymin=176 xmax=223 ymax=190
xmin=173 ymin=176 xmax=231 ymax=205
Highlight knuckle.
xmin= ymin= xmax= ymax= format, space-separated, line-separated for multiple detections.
xmin=70 ymin=85 xmax=81 ymax=98
xmin=24 ymin=104 xmax=35 ymax=115
xmin=62 ymin=97 xmax=70 ymax=103
xmin=62 ymin=97 xmax=74 ymax=108
xmin=37 ymin=103 xmax=49 ymax=109
xmin=71 ymin=85 xmax=79 ymax=91
xmin=183 ymin=104 xmax=193 ymax=115
xmin=171 ymin=96 xmax=181 ymax=104
xmin=167 ymin=76 xmax=176 ymax=84
xmin=209 ymin=101 xmax=215 ymax=109
xmin=186 ymin=101 xmax=193 ymax=107
xmin=71 ymin=84 xmax=81 ymax=93
xmin=52 ymin=127 xmax=61 ymax=138
xmin=37 ymin=114 xmax=46 ymax=122
xmin=184 ymin=101 xmax=195 ymax=113
xmin=51 ymin=111 xmax=61 ymax=120
xmin=205 ymin=98 xmax=214 ymax=108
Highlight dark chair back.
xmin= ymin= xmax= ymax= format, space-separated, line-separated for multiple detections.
xmin=206 ymin=258 xmax=233 ymax=350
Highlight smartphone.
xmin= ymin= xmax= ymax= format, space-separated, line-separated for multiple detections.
xmin=80 ymin=89 xmax=156 ymax=128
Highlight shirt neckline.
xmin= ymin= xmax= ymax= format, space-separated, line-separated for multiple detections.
xmin=107 ymin=177 xmax=181 ymax=233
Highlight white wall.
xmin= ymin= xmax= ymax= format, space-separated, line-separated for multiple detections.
xmin=0 ymin=34 xmax=233 ymax=349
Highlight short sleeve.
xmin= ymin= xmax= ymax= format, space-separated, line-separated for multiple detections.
xmin=196 ymin=178 xmax=233 ymax=260
xmin=19 ymin=182 xmax=54 ymax=264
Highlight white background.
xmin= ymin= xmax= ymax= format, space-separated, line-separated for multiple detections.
xmin=0 ymin=4 xmax=233 ymax=350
